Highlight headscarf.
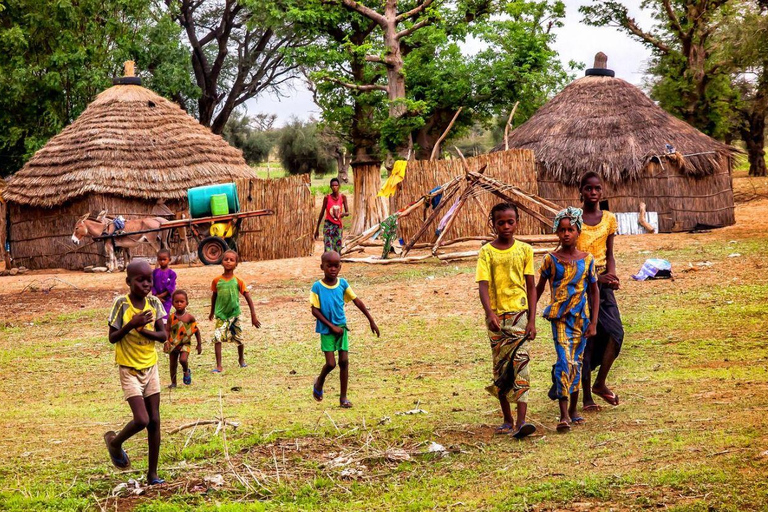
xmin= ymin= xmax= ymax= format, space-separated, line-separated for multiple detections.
xmin=552 ymin=206 xmax=583 ymax=233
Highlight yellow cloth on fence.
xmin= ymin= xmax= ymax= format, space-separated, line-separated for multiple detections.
xmin=377 ymin=160 xmax=407 ymax=198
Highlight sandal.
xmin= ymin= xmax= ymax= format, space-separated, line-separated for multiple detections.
xmin=512 ymin=422 xmax=536 ymax=439
xmin=340 ymin=399 xmax=353 ymax=408
xmin=104 ymin=431 xmax=130 ymax=469
xmin=592 ymin=388 xmax=619 ymax=406
xmin=556 ymin=421 xmax=571 ymax=433
xmin=495 ymin=422 xmax=515 ymax=435
xmin=183 ymin=370 xmax=192 ymax=385
xmin=211 ymin=368 xmax=222 ymax=374
xmin=571 ymin=416 xmax=586 ymax=425
xmin=582 ymin=404 xmax=601 ymax=412
xmin=312 ymin=379 xmax=323 ymax=402
xmin=148 ymin=477 xmax=165 ymax=486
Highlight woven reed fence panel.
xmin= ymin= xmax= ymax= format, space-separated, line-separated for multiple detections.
xmin=0 ymin=199 xmax=7 ymax=267
xmin=236 ymin=174 xmax=313 ymax=261
xmin=394 ymin=149 xmax=541 ymax=240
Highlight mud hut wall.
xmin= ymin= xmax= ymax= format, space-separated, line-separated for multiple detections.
xmin=394 ymin=150 xmax=541 ymax=242
xmin=235 ymin=174 xmax=313 ymax=261
xmin=9 ymin=195 xmax=189 ymax=270
xmin=664 ymin=159 xmax=734 ymax=231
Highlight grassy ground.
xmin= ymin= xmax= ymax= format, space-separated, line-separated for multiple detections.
xmin=1 ymin=200 xmax=767 ymax=511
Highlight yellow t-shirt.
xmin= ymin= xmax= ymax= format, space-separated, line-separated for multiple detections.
xmin=577 ymin=210 xmax=618 ymax=269
xmin=108 ymin=295 xmax=166 ymax=370
xmin=475 ymin=241 xmax=534 ymax=314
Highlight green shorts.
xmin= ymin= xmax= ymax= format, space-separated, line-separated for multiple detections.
xmin=320 ymin=327 xmax=348 ymax=352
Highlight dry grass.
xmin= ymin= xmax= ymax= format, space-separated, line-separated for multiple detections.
xmin=0 ymin=201 xmax=767 ymax=510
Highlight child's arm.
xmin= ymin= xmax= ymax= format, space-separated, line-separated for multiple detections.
xmin=586 ymin=281 xmax=600 ymax=338
xmin=602 ymin=234 xmax=620 ymax=289
xmin=478 ymin=281 xmax=500 ymax=332
xmin=192 ymin=317 xmax=203 ymax=354
xmin=524 ymin=275 xmax=536 ymax=340
xmin=209 ymin=292 xmax=217 ymax=321
xmin=535 ymin=274 xmax=547 ymax=304
xmin=341 ymin=195 xmax=350 ymax=218
xmin=163 ymin=316 xmax=172 ymax=352
xmin=241 ymin=291 xmax=261 ymax=328
xmin=314 ymin=196 xmax=328 ymax=239
xmin=109 ymin=311 xmax=152 ymax=344
xmin=312 ymin=306 xmax=344 ymax=335
xmin=352 ymin=297 xmax=379 ymax=337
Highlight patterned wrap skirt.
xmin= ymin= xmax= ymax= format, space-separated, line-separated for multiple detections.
xmin=549 ymin=314 xmax=589 ymax=400
xmin=485 ymin=311 xmax=530 ymax=403
xmin=323 ymin=220 xmax=342 ymax=253
xmin=586 ymin=282 xmax=625 ymax=371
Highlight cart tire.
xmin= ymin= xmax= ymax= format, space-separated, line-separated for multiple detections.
xmin=198 ymin=236 xmax=228 ymax=265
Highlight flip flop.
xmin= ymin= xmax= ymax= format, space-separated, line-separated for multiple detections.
xmin=104 ymin=431 xmax=130 ymax=469
xmin=312 ymin=380 xmax=323 ymax=402
xmin=592 ymin=388 xmax=619 ymax=406
xmin=239 ymin=362 xmax=248 ymax=368
xmin=556 ymin=421 xmax=571 ymax=433
xmin=211 ymin=368 xmax=222 ymax=373
xmin=512 ymin=422 xmax=536 ymax=439
xmin=571 ymin=416 xmax=586 ymax=425
xmin=183 ymin=370 xmax=192 ymax=385
xmin=495 ymin=422 xmax=515 ymax=435
xmin=148 ymin=477 xmax=165 ymax=486
xmin=340 ymin=399 xmax=353 ymax=408
xmin=583 ymin=404 xmax=602 ymax=412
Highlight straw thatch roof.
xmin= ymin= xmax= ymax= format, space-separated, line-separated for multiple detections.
xmin=494 ymin=65 xmax=734 ymax=185
xmin=3 ymin=83 xmax=254 ymax=207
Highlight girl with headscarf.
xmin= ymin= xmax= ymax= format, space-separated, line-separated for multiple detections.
xmin=536 ymin=207 xmax=600 ymax=432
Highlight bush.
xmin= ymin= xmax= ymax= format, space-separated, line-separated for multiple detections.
xmin=277 ymin=119 xmax=335 ymax=175
xmin=223 ymin=113 xmax=273 ymax=165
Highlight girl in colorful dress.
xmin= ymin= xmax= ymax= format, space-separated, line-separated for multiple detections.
xmin=314 ymin=178 xmax=349 ymax=253
xmin=536 ymin=207 xmax=599 ymax=432
xmin=577 ymin=171 xmax=624 ymax=410
xmin=164 ymin=290 xmax=202 ymax=387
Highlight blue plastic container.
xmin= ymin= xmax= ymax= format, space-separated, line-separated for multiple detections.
xmin=187 ymin=183 xmax=240 ymax=218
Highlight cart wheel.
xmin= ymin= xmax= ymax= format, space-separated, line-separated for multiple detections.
xmin=198 ymin=236 xmax=228 ymax=265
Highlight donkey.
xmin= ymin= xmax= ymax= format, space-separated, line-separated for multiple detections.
xmin=71 ymin=211 xmax=170 ymax=271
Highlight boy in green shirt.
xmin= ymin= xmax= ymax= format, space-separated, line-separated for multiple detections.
xmin=209 ymin=250 xmax=261 ymax=372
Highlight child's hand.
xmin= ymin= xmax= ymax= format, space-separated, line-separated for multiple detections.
xmin=127 ymin=311 xmax=153 ymax=330
xmin=163 ymin=341 xmax=171 ymax=353
xmin=369 ymin=320 xmax=380 ymax=338
xmin=524 ymin=321 xmax=536 ymax=341
xmin=330 ymin=325 xmax=344 ymax=336
xmin=251 ymin=315 xmax=261 ymax=328
xmin=585 ymin=323 xmax=597 ymax=338
xmin=196 ymin=343 xmax=203 ymax=355
xmin=313 ymin=229 xmax=319 ymax=240
xmin=485 ymin=313 xmax=501 ymax=332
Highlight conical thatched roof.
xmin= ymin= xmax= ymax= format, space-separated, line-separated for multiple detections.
xmin=494 ymin=56 xmax=734 ymax=185
xmin=4 ymin=82 xmax=254 ymax=207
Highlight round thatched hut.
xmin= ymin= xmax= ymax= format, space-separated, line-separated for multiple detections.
xmin=2 ymin=65 xmax=254 ymax=270
xmin=495 ymin=53 xmax=736 ymax=233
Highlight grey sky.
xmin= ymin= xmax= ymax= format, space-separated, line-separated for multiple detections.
xmin=246 ymin=0 xmax=657 ymax=125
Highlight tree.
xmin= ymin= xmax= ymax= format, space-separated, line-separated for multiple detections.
xmin=222 ymin=112 xmax=274 ymax=164
xmin=0 ymin=0 xmax=195 ymax=177
xmin=165 ymin=0 xmax=304 ymax=134
xmin=277 ymin=119 xmax=336 ymax=175
xmin=581 ymin=0 xmax=736 ymax=138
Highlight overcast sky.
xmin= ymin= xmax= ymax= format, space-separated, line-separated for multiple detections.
xmin=246 ymin=0 xmax=657 ymax=125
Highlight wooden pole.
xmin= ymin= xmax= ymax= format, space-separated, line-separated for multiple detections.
xmin=431 ymin=181 xmax=477 ymax=255
xmin=504 ymin=101 xmax=519 ymax=151
xmin=430 ymin=107 xmax=463 ymax=161
xmin=402 ymin=180 xmax=462 ymax=256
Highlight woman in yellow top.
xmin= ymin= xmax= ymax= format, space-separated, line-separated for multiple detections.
xmin=577 ymin=171 xmax=624 ymax=410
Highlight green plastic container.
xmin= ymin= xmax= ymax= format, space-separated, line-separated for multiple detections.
xmin=187 ymin=183 xmax=240 ymax=218
xmin=210 ymin=194 xmax=229 ymax=216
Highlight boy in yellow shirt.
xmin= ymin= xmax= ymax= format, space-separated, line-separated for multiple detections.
xmin=477 ymin=203 xmax=537 ymax=439
xmin=104 ymin=260 xmax=167 ymax=485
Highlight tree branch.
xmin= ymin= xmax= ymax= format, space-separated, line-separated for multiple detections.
xmin=661 ymin=0 xmax=684 ymax=38
xmin=365 ymin=54 xmax=383 ymax=63
xmin=339 ymin=0 xmax=387 ymax=27
xmin=396 ymin=17 xmax=432 ymax=39
xmin=396 ymin=0 xmax=435 ymax=22
xmin=625 ymin=15 xmax=671 ymax=54
xmin=327 ymin=77 xmax=389 ymax=92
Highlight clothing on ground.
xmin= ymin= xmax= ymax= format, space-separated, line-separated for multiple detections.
xmin=151 ymin=267 xmax=176 ymax=318
xmin=323 ymin=220 xmax=342 ymax=253
xmin=165 ymin=312 xmax=198 ymax=354
xmin=485 ymin=311 xmax=531 ymax=403
xmin=539 ymin=253 xmax=597 ymax=320
xmin=576 ymin=210 xmax=617 ymax=269
xmin=310 ymin=278 xmax=356 ymax=334
xmin=475 ymin=241 xmax=534 ymax=314
xmin=211 ymin=317 xmax=243 ymax=345
xmin=108 ymin=295 xmax=166 ymax=370
xmin=211 ymin=275 xmax=246 ymax=320
xmin=321 ymin=327 xmax=349 ymax=352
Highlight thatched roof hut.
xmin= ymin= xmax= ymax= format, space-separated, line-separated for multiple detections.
xmin=2 ymin=64 xmax=255 ymax=269
xmin=494 ymin=53 xmax=736 ymax=233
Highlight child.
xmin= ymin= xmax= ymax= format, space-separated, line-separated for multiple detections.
xmin=314 ymin=178 xmax=349 ymax=253
xmin=209 ymin=250 xmax=260 ymax=372
xmin=578 ymin=171 xmax=624 ymax=410
xmin=104 ymin=259 xmax=167 ymax=485
xmin=164 ymin=290 xmax=202 ymax=387
xmin=311 ymin=250 xmax=379 ymax=408
xmin=535 ymin=207 xmax=600 ymax=432
xmin=151 ymin=249 xmax=176 ymax=322
xmin=476 ymin=203 xmax=537 ymax=439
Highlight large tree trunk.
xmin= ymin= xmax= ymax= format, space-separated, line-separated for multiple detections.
xmin=350 ymin=160 xmax=388 ymax=235
xmin=745 ymin=115 xmax=767 ymax=177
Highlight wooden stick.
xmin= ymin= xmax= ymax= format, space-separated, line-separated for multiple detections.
xmin=402 ymin=180 xmax=462 ymax=256
xmin=432 ymin=181 xmax=476 ymax=255
xmin=342 ymin=254 xmax=432 ymax=264
xmin=504 ymin=101 xmax=519 ymax=151
xmin=430 ymin=107 xmax=463 ymax=161
xmin=638 ymin=202 xmax=656 ymax=233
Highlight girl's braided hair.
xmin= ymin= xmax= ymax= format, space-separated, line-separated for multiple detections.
xmin=579 ymin=170 xmax=602 ymax=190
xmin=488 ymin=202 xmax=519 ymax=230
